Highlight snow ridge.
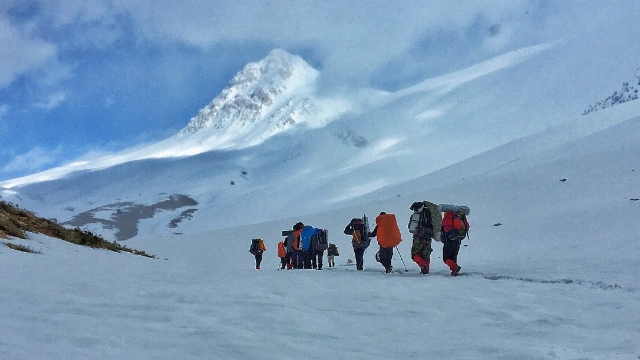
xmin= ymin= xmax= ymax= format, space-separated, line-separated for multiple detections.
xmin=177 ymin=49 xmax=319 ymax=144
xmin=582 ymin=68 xmax=640 ymax=115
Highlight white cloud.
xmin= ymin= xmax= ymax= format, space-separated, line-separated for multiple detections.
xmin=34 ymin=92 xmax=66 ymax=111
xmin=0 ymin=17 xmax=58 ymax=89
xmin=4 ymin=0 xmax=637 ymax=95
xmin=2 ymin=146 xmax=61 ymax=173
xmin=108 ymin=0 xmax=538 ymax=84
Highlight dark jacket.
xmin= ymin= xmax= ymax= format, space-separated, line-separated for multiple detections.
xmin=344 ymin=219 xmax=370 ymax=249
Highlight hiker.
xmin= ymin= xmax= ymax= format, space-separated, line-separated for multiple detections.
xmin=277 ymin=239 xmax=287 ymax=269
xmin=441 ymin=211 xmax=469 ymax=276
xmin=249 ymin=238 xmax=266 ymax=270
xmin=369 ymin=212 xmax=402 ymax=273
xmin=300 ymin=225 xmax=316 ymax=269
xmin=327 ymin=243 xmax=339 ymax=267
xmin=408 ymin=201 xmax=435 ymax=274
xmin=289 ymin=222 xmax=304 ymax=269
xmin=344 ymin=217 xmax=370 ymax=270
xmin=310 ymin=228 xmax=328 ymax=270
xmin=284 ymin=231 xmax=295 ymax=269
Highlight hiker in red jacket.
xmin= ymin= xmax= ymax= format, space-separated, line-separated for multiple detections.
xmin=440 ymin=211 xmax=469 ymax=276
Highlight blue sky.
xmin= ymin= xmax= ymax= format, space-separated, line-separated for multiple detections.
xmin=0 ymin=1 xmax=636 ymax=181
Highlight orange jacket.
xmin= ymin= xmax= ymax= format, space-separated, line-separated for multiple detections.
xmin=293 ymin=229 xmax=303 ymax=250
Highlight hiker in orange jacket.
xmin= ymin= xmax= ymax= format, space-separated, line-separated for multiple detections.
xmin=290 ymin=222 xmax=304 ymax=269
xmin=277 ymin=240 xmax=287 ymax=269
xmin=369 ymin=212 xmax=402 ymax=273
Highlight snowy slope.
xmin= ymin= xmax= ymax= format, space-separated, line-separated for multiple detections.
xmin=2 ymin=27 xmax=640 ymax=243
xmin=1 ymin=109 xmax=638 ymax=359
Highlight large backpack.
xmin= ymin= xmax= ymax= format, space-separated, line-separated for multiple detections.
xmin=300 ymin=226 xmax=315 ymax=250
xmin=311 ymin=228 xmax=328 ymax=251
xmin=442 ymin=211 xmax=470 ymax=242
xmin=249 ymin=238 xmax=260 ymax=255
xmin=375 ymin=213 xmax=402 ymax=248
xmin=408 ymin=201 xmax=441 ymax=240
xmin=277 ymin=241 xmax=286 ymax=258
xmin=328 ymin=243 xmax=340 ymax=256
xmin=351 ymin=216 xmax=370 ymax=249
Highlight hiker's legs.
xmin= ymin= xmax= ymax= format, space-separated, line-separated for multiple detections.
xmin=291 ymin=250 xmax=301 ymax=269
xmin=255 ymin=254 xmax=263 ymax=269
xmin=443 ymin=237 xmax=462 ymax=271
xmin=354 ymin=248 xmax=365 ymax=270
xmin=327 ymin=255 xmax=335 ymax=267
xmin=285 ymin=252 xmax=292 ymax=269
xmin=317 ymin=250 xmax=324 ymax=269
xmin=411 ymin=237 xmax=432 ymax=273
xmin=379 ymin=246 xmax=393 ymax=270
xmin=303 ymin=251 xmax=312 ymax=269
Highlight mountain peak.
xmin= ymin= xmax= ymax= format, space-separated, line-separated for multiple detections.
xmin=177 ymin=49 xmax=319 ymax=140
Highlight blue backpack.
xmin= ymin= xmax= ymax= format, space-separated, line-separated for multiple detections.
xmin=300 ymin=226 xmax=315 ymax=250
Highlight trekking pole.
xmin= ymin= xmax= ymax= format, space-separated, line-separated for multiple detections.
xmin=395 ymin=246 xmax=409 ymax=272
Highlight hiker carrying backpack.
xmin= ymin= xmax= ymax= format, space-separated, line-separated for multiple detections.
xmin=249 ymin=238 xmax=266 ymax=270
xmin=408 ymin=201 xmax=436 ymax=274
xmin=344 ymin=216 xmax=370 ymax=271
xmin=441 ymin=210 xmax=470 ymax=276
xmin=289 ymin=222 xmax=305 ymax=269
xmin=309 ymin=228 xmax=328 ymax=270
xmin=370 ymin=212 xmax=402 ymax=273
xmin=327 ymin=243 xmax=339 ymax=267
xmin=277 ymin=241 xmax=287 ymax=269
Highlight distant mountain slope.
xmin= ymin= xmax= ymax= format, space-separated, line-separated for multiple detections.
xmin=2 ymin=36 xmax=640 ymax=241
xmin=582 ymin=68 xmax=640 ymax=115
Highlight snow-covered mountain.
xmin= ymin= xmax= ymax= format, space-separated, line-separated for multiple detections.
xmin=1 ymin=31 xmax=640 ymax=242
xmin=0 ymin=49 xmax=350 ymax=189
xmin=178 ymin=49 xmax=319 ymax=138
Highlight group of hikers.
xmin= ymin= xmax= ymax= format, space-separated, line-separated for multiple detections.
xmin=250 ymin=200 xmax=470 ymax=276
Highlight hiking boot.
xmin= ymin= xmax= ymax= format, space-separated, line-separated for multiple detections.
xmin=385 ymin=266 xmax=392 ymax=273
xmin=256 ymin=266 xmax=260 ymax=270
xmin=420 ymin=264 xmax=430 ymax=274
xmin=452 ymin=266 xmax=462 ymax=276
